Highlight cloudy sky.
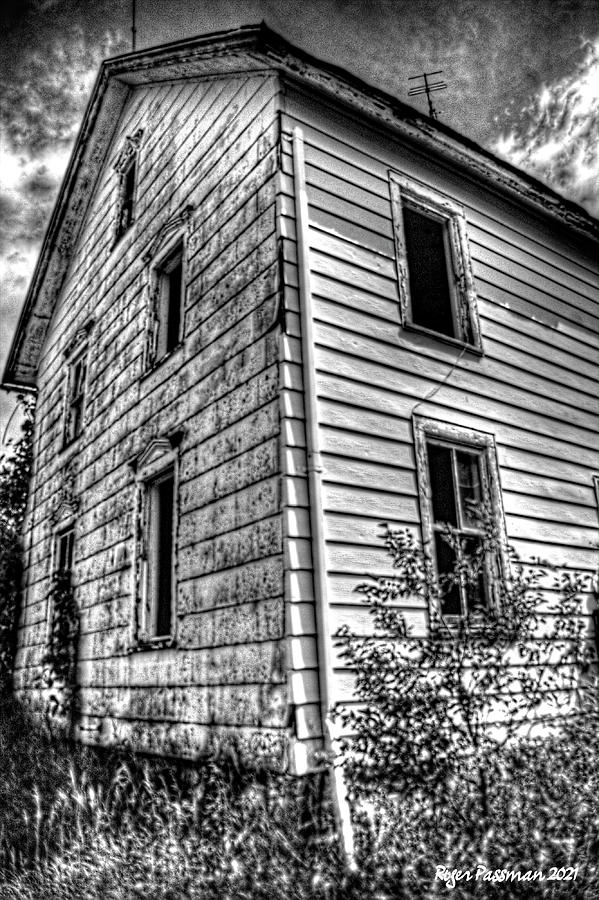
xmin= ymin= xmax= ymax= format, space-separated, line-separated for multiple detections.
xmin=1 ymin=0 xmax=598 ymax=445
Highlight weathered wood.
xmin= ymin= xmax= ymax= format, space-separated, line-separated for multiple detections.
xmin=14 ymin=72 xmax=288 ymax=760
xmin=13 ymin=47 xmax=599 ymax=771
xmin=178 ymin=596 xmax=285 ymax=649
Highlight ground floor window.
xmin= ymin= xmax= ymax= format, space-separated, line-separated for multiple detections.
xmin=413 ymin=417 xmax=506 ymax=621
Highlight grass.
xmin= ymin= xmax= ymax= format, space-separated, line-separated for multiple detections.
xmin=0 ymin=697 xmax=348 ymax=899
xmin=1 ymin=696 xmax=599 ymax=899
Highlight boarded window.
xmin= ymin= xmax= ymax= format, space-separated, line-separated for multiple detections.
xmin=145 ymin=467 xmax=175 ymax=638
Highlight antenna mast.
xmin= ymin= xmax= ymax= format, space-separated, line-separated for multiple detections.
xmin=408 ymin=70 xmax=447 ymax=120
xmin=131 ymin=0 xmax=137 ymax=51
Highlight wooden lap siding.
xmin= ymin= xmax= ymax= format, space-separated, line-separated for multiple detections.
xmin=280 ymin=83 xmax=599 ymax=712
xmin=14 ymin=73 xmax=292 ymax=762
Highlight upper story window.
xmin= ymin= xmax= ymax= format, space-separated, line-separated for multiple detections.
xmin=62 ymin=326 xmax=92 ymax=448
xmin=143 ymin=208 xmax=193 ymax=371
xmin=64 ymin=350 xmax=87 ymax=446
xmin=114 ymin=128 xmax=143 ymax=242
xmin=414 ymin=417 xmax=506 ymax=621
xmin=156 ymin=239 xmax=184 ymax=359
xmin=390 ymin=172 xmax=482 ymax=350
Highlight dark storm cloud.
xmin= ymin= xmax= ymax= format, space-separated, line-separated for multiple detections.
xmin=1 ymin=27 xmax=126 ymax=155
xmin=1 ymin=0 xmax=598 ymax=442
xmin=0 ymin=186 xmax=53 ymax=253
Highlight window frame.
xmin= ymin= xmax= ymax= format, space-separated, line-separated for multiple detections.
xmin=46 ymin=520 xmax=76 ymax=644
xmin=413 ymin=417 xmax=506 ymax=624
xmin=113 ymin=128 xmax=143 ymax=244
xmin=153 ymin=236 xmax=186 ymax=363
xmin=389 ymin=172 xmax=482 ymax=351
xmin=142 ymin=209 xmax=193 ymax=372
xmin=132 ymin=437 xmax=181 ymax=648
xmin=62 ymin=329 xmax=91 ymax=449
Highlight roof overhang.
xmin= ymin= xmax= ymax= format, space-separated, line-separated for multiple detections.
xmin=4 ymin=22 xmax=598 ymax=388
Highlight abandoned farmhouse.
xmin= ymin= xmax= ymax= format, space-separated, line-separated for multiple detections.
xmin=3 ymin=24 xmax=599 ymax=775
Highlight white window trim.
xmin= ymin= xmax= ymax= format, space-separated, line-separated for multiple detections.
xmin=143 ymin=207 xmax=194 ymax=371
xmin=389 ymin=171 xmax=482 ymax=351
xmin=132 ymin=436 xmax=181 ymax=648
xmin=46 ymin=518 xmax=76 ymax=647
xmin=62 ymin=325 xmax=92 ymax=448
xmin=413 ymin=416 xmax=507 ymax=622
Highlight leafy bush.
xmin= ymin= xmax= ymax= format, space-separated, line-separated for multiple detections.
xmin=336 ymin=526 xmax=599 ymax=898
xmin=40 ymin=569 xmax=80 ymax=733
xmin=0 ymin=397 xmax=34 ymax=691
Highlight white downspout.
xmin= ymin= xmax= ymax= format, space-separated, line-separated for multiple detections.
xmin=291 ymin=126 xmax=354 ymax=858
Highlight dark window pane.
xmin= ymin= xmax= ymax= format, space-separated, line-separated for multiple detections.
xmin=166 ymin=258 xmax=183 ymax=352
xmin=66 ymin=354 xmax=87 ymax=444
xmin=463 ymin=536 xmax=488 ymax=612
xmin=117 ymin=159 xmax=136 ymax=237
xmin=435 ymin=532 xmax=461 ymax=615
xmin=403 ymin=206 xmax=455 ymax=338
xmin=155 ymin=474 xmax=174 ymax=636
xmin=427 ymin=443 xmax=457 ymax=525
xmin=456 ymin=450 xmax=483 ymax=528
xmin=58 ymin=529 xmax=74 ymax=573
xmin=123 ymin=161 xmax=135 ymax=226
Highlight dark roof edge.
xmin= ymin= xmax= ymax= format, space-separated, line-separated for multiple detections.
xmin=253 ymin=24 xmax=598 ymax=240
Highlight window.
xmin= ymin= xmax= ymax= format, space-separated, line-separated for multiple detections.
xmin=56 ymin=525 xmax=75 ymax=578
xmin=132 ymin=436 xmax=181 ymax=645
xmin=117 ymin=156 xmax=137 ymax=238
xmin=142 ymin=210 xmax=194 ymax=372
xmin=156 ymin=239 xmax=184 ymax=359
xmin=46 ymin=522 xmax=76 ymax=645
xmin=144 ymin=467 xmax=175 ymax=638
xmin=390 ymin=172 xmax=482 ymax=349
xmin=114 ymin=128 xmax=143 ymax=242
xmin=414 ymin=418 xmax=505 ymax=620
xmin=63 ymin=345 xmax=88 ymax=446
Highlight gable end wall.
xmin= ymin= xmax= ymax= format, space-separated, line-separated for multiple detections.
xmin=14 ymin=71 xmax=295 ymax=764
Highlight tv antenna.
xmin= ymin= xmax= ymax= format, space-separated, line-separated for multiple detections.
xmin=131 ymin=0 xmax=137 ymax=50
xmin=408 ymin=70 xmax=447 ymax=120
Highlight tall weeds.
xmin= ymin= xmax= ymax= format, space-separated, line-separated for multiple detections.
xmin=0 ymin=697 xmax=345 ymax=900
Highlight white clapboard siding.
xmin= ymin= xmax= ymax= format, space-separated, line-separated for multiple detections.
xmin=281 ymin=83 xmax=599 ymax=723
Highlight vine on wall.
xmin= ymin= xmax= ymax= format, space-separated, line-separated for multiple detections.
xmin=42 ymin=569 xmax=80 ymax=734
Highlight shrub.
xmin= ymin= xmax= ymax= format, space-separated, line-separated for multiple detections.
xmin=335 ymin=526 xmax=599 ymax=899
xmin=0 ymin=397 xmax=34 ymax=691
